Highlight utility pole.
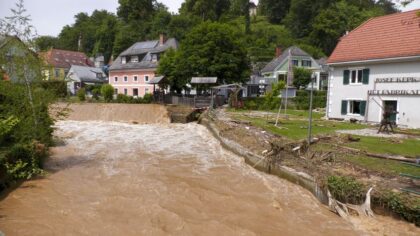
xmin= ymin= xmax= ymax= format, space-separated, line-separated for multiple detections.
xmin=307 ymin=73 xmax=316 ymax=146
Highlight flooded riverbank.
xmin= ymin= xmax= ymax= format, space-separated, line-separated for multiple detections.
xmin=0 ymin=121 xmax=360 ymax=235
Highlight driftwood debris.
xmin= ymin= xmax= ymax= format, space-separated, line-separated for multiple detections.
xmin=328 ymin=187 xmax=375 ymax=220
xmin=337 ymin=145 xmax=417 ymax=163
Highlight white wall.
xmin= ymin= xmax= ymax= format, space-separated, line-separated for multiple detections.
xmin=328 ymin=60 xmax=420 ymax=128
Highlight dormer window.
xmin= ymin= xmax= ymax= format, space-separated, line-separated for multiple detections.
xmin=122 ymin=57 xmax=126 ymax=64
xmin=151 ymin=54 xmax=158 ymax=62
xmin=131 ymin=56 xmax=139 ymax=63
xmin=292 ymin=60 xmax=299 ymax=66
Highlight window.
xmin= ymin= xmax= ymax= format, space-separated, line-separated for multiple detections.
xmin=349 ymin=101 xmax=362 ymax=114
xmin=350 ymin=69 xmax=363 ymax=84
xmin=114 ymin=76 xmax=118 ymax=82
xmin=151 ymin=54 xmax=158 ymax=62
xmin=124 ymin=88 xmax=128 ymax=95
xmin=55 ymin=69 xmax=60 ymax=77
xmin=134 ymin=75 xmax=138 ymax=82
xmin=259 ymin=79 xmax=265 ymax=84
xmin=131 ymin=56 xmax=139 ymax=63
xmin=114 ymin=88 xmax=118 ymax=94
xmin=302 ymin=60 xmax=312 ymax=67
xmin=64 ymin=69 xmax=69 ymax=76
xmin=133 ymin=88 xmax=138 ymax=97
xmin=292 ymin=60 xmax=299 ymax=66
xmin=145 ymin=88 xmax=150 ymax=94
xmin=342 ymin=100 xmax=367 ymax=116
xmin=96 ymin=73 xmax=102 ymax=79
xmin=122 ymin=57 xmax=126 ymax=64
xmin=124 ymin=76 xmax=128 ymax=82
xmin=145 ymin=75 xmax=149 ymax=82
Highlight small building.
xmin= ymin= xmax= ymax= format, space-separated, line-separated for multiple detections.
xmin=40 ymin=48 xmax=94 ymax=80
xmin=261 ymin=46 xmax=327 ymax=91
xmin=65 ymin=65 xmax=107 ymax=95
xmin=0 ymin=35 xmax=40 ymax=82
xmin=327 ymin=10 xmax=420 ymax=128
xmin=109 ymin=34 xmax=178 ymax=97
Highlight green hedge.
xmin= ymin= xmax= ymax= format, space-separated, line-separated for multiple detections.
xmin=115 ymin=94 xmax=153 ymax=104
xmin=40 ymin=80 xmax=67 ymax=98
xmin=293 ymin=90 xmax=327 ymax=110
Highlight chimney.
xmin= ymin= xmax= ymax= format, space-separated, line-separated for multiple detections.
xmin=275 ymin=47 xmax=282 ymax=58
xmin=159 ymin=33 xmax=167 ymax=45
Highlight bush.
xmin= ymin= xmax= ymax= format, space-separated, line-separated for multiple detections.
xmin=91 ymin=88 xmax=101 ymax=100
xmin=101 ymin=84 xmax=114 ymax=102
xmin=3 ymin=143 xmax=45 ymax=180
xmin=327 ymin=175 xmax=365 ymax=204
xmin=40 ymin=80 xmax=67 ymax=97
xmin=294 ymin=90 xmax=327 ymax=110
xmin=142 ymin=93 xmax=153 ymax=104
xmin=77 ymin=88 xmax=86 ymax=101
xmin=116 ymin=94 xmax=133 ymax=103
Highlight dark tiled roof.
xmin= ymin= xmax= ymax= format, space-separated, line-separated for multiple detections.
xmin=41 ymin=49 xmax=94 ymax=69
xmin=261 ymin=46 xmax=311 ymax=73
xmin=328 ymin=10 xmax=420 ymax=64
xmin=110 ymin=38 xmax=178 ymax=71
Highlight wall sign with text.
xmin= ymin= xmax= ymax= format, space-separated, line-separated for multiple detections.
xmin=375 ymin=77 xmax=420 ymax=83
xmin=368 ymin=90 xmax=420 ymax=96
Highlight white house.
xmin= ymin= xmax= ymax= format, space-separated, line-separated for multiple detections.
xmin=65 ymin=65 xmax=107 ymax=95
xmin=327 ymin=10 xmax=420 ymax=128
xmin=261 ymin=46 xmax=328 ymax=91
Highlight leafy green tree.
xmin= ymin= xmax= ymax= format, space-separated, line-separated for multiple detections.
xmin=259 ymin=0 xmax=291 ymax=24
xmin=167 ymin=15 xmax=202 ymax=41
xmin=310 ymin=1 xmax=381 ymax=54
xmin=158 ymin=22 xmax=250 ymax=92
xmin=293 ymin=67 xmax=312 ymax=89
xmin=117 ymin=0 xmax=157 ymax=23
xmin=180 ymin=0 xmax=231 ymax=21
xmin=77 ymin=88 xmax=86 ymax=101
xmin=34 ymin=36 xmax=59 ymax=51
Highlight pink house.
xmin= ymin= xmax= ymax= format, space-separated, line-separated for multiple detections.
xmin=109 ymin=35 xmax=178 ymax=97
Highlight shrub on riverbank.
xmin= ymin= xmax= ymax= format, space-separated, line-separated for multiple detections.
xmin=326 ymin=175 xmax=420 ymax=226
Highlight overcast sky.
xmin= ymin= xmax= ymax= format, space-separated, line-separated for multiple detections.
xmin=0 ymin=0 xmax=418 ymax=37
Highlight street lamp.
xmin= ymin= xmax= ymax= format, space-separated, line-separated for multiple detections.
xmin=307 ymin=72 xmax=317 ymax=147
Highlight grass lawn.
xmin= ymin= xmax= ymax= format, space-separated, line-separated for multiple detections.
xmin=231 ymin=112 xmax=368 ymax=140
xmin=345 ymin=136 xmax=420 ymax=157
xmin=342 ymin=154 xmax=420 ymax=177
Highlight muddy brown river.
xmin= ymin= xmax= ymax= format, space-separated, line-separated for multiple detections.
xmin=0 ymin=119 xmax=418 ymax=235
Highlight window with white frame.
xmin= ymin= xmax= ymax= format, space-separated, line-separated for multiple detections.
xmin=124 ymin=76 xmax=128 ymax=82
xmin=145 ymin=88 xmax=149 ymax=93
xmin=124 ymin=88 xmax=128 ymax=95
xmin=145 ymin=75 xmax=149 ymax=82
xmin=302 ymin=60 xmax=312 ymax=67
xmin=131 ymin=56 xmax=139 ymax=63
xmin=292 ymin=60 xmax=299 ymax=66
xmin=134 ymin=75 xmax=138 ymax=82
xmin=114 ymin=88 xmax=118 ymax=94
xmin=151 ymin=54 xmax=158 ymax=62
xmin=114 ymin=76 xmax=118 ymax=82
xmin=350 ymin=69 xmax=363 ymax=84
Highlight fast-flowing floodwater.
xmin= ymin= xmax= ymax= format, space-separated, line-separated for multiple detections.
xmin=0 ymin=121 xmax=415 ymax=235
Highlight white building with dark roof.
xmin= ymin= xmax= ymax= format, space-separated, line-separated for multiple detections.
xmin=65 ymin=65 xmax=107 ymax=95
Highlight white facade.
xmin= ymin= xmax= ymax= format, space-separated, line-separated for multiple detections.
xmin=327 ymin=58 xmax=420 ymax=128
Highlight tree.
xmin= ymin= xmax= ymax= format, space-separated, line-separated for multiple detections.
xmin=310 ymin=1 xmax=381 ymax=55
xmin=293 ymin=67 xmax=312 ymax=89
xmin=259 ymin=0 xmax=291 ymax=24
xmin=158 ymin=22 xmax=250 ymax=92
xmin=180 ymin=0 xmax=231 ymax=21
xmin=117 ymin=0 xmax=157 ymax=23
xmin=34 ymin=36 xmax=59 ymax=51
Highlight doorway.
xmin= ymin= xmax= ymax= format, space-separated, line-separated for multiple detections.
xmin=383 ymin=100 xmax=398 ymax=123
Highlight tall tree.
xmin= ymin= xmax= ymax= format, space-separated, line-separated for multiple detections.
xmin=259 ymin=0 xmax=291 ymax=24
xmin=34 ymin=36 xmax=59 ymax=51
xmin=158 ymin=22 xmax=250 ymax=92
xmin=117 ymin=0 xmax=157 ymax=23
xmin=180 ymin=0 xmax=231 ymax=21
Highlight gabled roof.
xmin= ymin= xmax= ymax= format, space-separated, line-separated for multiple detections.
xmin=110 ymin=38 xmax=178 ymax=71
xmin=66 ymin=65 xmax=106 ymax=83
xmin=261 ymin=46 xmax=311 ymax=73
xmin=328 ymin=9 xmax=420 ymax=64
xmin=40 ymin=49 xmax=94 ymax=69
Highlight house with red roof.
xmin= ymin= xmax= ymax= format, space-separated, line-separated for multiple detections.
xmin=40 ymin=48 xmax=94 ymax=80
xmin=327 ymin=10 xmax=420 ymax=128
